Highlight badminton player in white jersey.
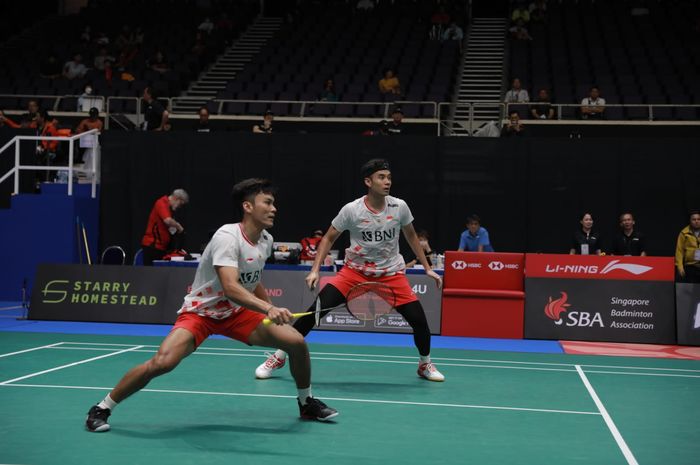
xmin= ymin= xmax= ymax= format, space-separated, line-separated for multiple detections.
xmin=256 ymin=159 xmax=445 ymax=381
xmin=85 ymin=179 xmax=338 ymax=432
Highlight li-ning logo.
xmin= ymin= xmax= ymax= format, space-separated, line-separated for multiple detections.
xmin=599 ymin=260 xmax=652 ymax=275
xmin=452 ymin=260 xmax=467 ymax=270
xmin=41 ymin=280 xmax=70 ymax=304
xmin=544 ymin=292 xmax=571 ymax=325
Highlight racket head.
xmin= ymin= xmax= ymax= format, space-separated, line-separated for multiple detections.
xmin=345 ymin=281 xmax=396 ymax=321
xmin=315 ymin=296 xmax=321 ymax=326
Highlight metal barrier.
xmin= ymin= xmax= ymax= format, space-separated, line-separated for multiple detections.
xmin=0 ymin=129 xmax=100 ymax=198
xmin=505 ymin=102 xmax=700 ymax=121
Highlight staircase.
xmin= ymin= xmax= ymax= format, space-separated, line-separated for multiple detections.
xmin=450 ymin=18 xmax=508 ymax=135
xmin=172 ymin=17 xmax=283 ymax=113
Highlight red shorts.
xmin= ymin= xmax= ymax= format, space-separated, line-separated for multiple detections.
xmin=323 ymin=266 xmax=418 ymax=307
xmin=171 ymin=310 xmax=265 ymax=347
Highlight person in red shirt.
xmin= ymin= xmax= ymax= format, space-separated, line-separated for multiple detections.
xmin=300 ymin=229 xmax=324 ymax=263
xmin=141 ymin=189 xmax=189 ymax=265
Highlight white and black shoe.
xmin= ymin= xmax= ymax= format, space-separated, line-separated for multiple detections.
xmin=85 ymin=405 xmax=111 ymax=432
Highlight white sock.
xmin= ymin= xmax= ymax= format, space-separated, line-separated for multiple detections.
xmin=297 ymin=387 xmax=312 ymax=404
xmin=419 ymin=355 xmax=431 ymax=364
xmin=275 ymin=349 xmax=287 ymax=360
xmin=97 ymin=394 xmax=117 ymax=411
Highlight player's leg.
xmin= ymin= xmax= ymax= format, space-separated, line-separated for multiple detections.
xmin=391 ymin=275 xmax=445 ymax=382
xmin=248 ymin=319 xmax=338 ymax=421
xmin=255 ymin=283 xmax=345 ymax=379
xmin=86 ymin=316 xmax=202 ymax=432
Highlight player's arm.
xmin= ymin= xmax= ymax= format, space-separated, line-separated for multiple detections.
xmin=402 ymin=223 xmax=442 ymax=289
xmin=216 ymin=266 xmax=292 ymax=324
xmin=305 ymin=225 xmax=342 ymax=289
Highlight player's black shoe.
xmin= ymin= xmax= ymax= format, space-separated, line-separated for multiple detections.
xmin=86 ymin=405 xmax=111 ymax=432
xmin=298 ymin=397 xmax=339 ymax=421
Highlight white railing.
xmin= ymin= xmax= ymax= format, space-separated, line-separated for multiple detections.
xmin=0 ymin=129 xmax=100 ymax=198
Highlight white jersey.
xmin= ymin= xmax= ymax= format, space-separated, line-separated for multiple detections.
xmin=178 ymin=223 xmax=273 ymax=320
xmin=332 ymin=195 xmax=413 ymax=277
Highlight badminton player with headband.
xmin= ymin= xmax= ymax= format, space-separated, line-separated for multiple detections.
xmin=85 ymin=179 xmax=338 ymax=433
xmin=256 ymin=159 xmax=445 ymax=382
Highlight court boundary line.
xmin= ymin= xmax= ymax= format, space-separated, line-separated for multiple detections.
xmin=0 ymin=382 xmax=602 ymax=416
xmin=575 ymin=365 xmax=639 ymax=465
xmin=0 ymin=345 xmax=144 ymax=385
xmin=0 ymin=342 xmax=63 ymax=359
xmin=54 ymin=341 xmax=700 ymax=373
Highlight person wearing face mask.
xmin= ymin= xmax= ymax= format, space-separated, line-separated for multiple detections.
xmin=405 ymin=230 xmax=434 ymax=268
xmin=569 ymin=212 xmax=602 ymax=255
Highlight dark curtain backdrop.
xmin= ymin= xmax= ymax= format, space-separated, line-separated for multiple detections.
xmin=99 ymin=132 xmax=700 ymax=262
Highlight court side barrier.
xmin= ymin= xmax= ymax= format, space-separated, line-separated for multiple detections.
xmin=441 ymin=251 xmax=526 ymax=338
xmin=524 ymin=254 xmax=676 ymax=344
xmin=676 ymin=282 xmax=700 ymax=346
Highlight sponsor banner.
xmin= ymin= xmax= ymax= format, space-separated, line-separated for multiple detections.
xmin=524 ymin=278 xmax=676 ymax=344
xmin=525 ymin=254 xmax=674 ymax=281
xmin=304 ymin=273 xmax=442 ymax=334
xmin=676 ymin=283 xmax=700 ymax=346
xmin=30 ymin=265 xmax=442 ymax=334
xmin=445 ymin=251 xmax=525 ymax=291
xmin=30 ymin=264 xmax=194 ymax=324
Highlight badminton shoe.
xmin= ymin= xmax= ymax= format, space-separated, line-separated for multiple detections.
xmin=298 ymin=397 xmax=339 ymax=421
xmin=255 ymin=352 xmax=286 ymax=379
xmin=417 ymin=362 xmax=445 ymax=382
xmin=86 ymin=405 xmax=111 ymax=432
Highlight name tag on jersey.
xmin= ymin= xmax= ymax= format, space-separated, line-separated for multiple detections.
xmin=581 ymin=244 xmax=589 ymax=255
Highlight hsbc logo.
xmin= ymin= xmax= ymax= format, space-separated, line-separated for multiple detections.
xmin=488 ymin=261 xmax=519 ymax=271
xmin=452 ymin=261 xmax=481 ymax=270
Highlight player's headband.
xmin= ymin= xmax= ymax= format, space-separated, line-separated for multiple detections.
xmin=361 ymin=159 xmax=391 ymax=178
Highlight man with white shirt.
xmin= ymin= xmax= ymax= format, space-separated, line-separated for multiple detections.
xmin=580 ymin=86 xmax=606 ymax=119
xmin=85 ymin=179 xmax=338 ymax=432
xmin=504 ymin=78 xmax=530 ymax=103
xmin=255 ymin=159 xmax=445 ymax=382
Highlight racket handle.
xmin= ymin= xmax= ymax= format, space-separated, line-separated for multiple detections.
xmin=262 ymin=311 xmax=313 ymax=326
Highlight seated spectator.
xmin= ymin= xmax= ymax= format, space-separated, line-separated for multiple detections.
xmin=430 ymin=6 xmax=451 ymax=40
xmin=362 ymin=120 xmax=389 ymax=136
xmin=149 ymin=50 xmax=170 ymax=73
xmin=442 ymin=22 xmax=464 ymax=41
xmin=93 ymin=47 xmax=115 ymax=71
xmin=141 ymin=87 xmax=169 ymax=131
xmin=300 ymin=229 xmax=324 ymax=263
xmin=675 ymin=210 xmax=700 ymax=282
xmin=612 ymin=212 xmax=646 ymax=256
xmin=75 ymin=107 xmax=103 ymax=175
xmin=95 ymin=31 xmax=110 ymax=46
xmin=511 ymin=5 xmax=531 ymax=24
xmin=0 ymin=100 xmax=40 ymax=129
xmin=570 ymin=212 xmax=602 ymax=255
xmin=63 ymin=54 xmax=88 ymax=80
xmin=40 ymin=55 xmax=63 ymax=79
xmin=501 ymin=111 xmax=525 ymax=137
xmin=458 ymin=214 xmax=494 ymax=252
xmin=114 ymin=26 xmax=132 ymax=51
xmin=509 ymin=19 xmax=533 ymax=40
xmin=356 ymin=0 xmax=374 ymax=11
xmin=378 ymin=69 xmax=401 ymax=95
xmin=504 ymin=78 xmax=530 ymax=103
xmin=387 ymin=107 xmax=403 ymax=134
xmin=580 ymin=86 xmax=606 ymax=119
xmin=531 ymin=88 xmax=555 ymax=119
xmin=529 ymin=0 xmax=548 ymax=22
xmin=198 ymin=17 xmax=214 ymax=34
xmin=196 ymin=107 xmax=210 ymax=132
xmin=35 ymin=109 xmax=59 ymax=162
xmin=253 ymin=110 xmax=274 ymax=134
xmin=320 ymin=79 xmax=338 ymax=102
xmin=77 ymin=84 xmax=99 ymax=111
xmin=115 ymin=44 xmax=138 ymax=71
xmin=80 ymin=26 xmax=91 ymax=44
xmin=405 ymin=230 xmax=434 ymax=268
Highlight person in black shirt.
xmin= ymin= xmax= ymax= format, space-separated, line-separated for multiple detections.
xmin=501 ymin=110 xmax=525 ymax=137
xmin=405 ymin=229 xmax=434 ymax=268
xmin=253 ymin=110 xmax=274 ymax=133
xmin=387 ymin=107 xmax=403 ymax=135
xmin=612 ymin=212 xmax=646 ymax=256
xmin=142 ymin=87 xmax=169 ymax=131
xmin=531 ymin=88 xmax=555 ymax=120
xmin=196 ymin=106 xmax=211 ymax=132
xmin=569 ymin=212 xmax=602 ymax=255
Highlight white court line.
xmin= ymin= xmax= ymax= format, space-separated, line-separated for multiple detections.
xmin=0 ymin=342 xmax=64 ymax=359
xmin=55 ymin=342 xmax=700 ymax=372
xmin=0 ymin=345 xmax=144 ymax=385
xmin=0 ymin=382 xmax=601 ymax=416
xmin=575 ymin=365 xmax=639 ymax=465
xmin=43 ymin=346 xmax=700 ymax=378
